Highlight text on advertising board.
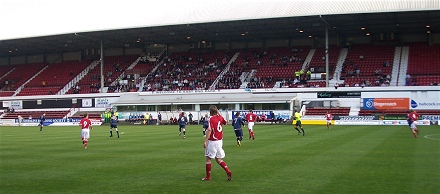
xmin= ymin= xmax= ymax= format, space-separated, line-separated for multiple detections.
xmin=363 ymin=98 xmax=409 ymax=110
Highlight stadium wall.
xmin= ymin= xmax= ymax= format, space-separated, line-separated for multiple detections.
xmin=27 ymin=54 xmax=45 ymax=64
xmin=63 ymin=52 xmax=81 ymax=61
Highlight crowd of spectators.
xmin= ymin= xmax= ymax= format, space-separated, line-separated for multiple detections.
xmin=141 ymin=53 xmax=228 ymax=92
xmin=217 ymin=65 xmax=243 ymax=89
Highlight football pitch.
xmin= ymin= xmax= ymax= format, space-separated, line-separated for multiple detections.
xmin=1 ymin=124 xmax=439 ymax=194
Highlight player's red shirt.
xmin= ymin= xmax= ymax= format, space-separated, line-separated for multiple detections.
xmin=245 ymin=113 xmax=257 ymax=122
xmin=325 ymin=113 xmax=332 ymax=120
xmin=208 ymin=115 xmax=226 ymax=141
xmin=409 ymin=112 xmax=420 ymax=121
xmin=80 ymin=118 xmax=92 ymax=129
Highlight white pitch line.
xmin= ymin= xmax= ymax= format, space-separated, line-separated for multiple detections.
xmin=424 ymin=134 xmax=440 ymax=141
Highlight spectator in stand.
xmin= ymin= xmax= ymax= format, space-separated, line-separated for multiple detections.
xmin=359 ymin=55 xmax=364 ymax=60
xmin=355 ymin=69 xmax=360 ymax=77
xmin=374 ymin=69 xmax=381 ymax=76
xmin=405 ymin=78 xmax=411 ymax=86
xmin=306 ymin=69 xmax=312 ymax=80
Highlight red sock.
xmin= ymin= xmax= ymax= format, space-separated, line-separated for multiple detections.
xmin=413 ymin=133 xmax=417 ymax=138
xmin=251 ymin=131 xmax=255 ymax=139
xmin=219 ymin=161 xmax=229 ymax=172
xmin=84 ymin=140 xmax=88 ymax=147
xmin=205 ymin=162 xmax=212 ymax=178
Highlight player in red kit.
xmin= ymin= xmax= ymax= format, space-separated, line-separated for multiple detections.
xmin=79 ymin=114 xmax=92 ymax=149
xmin=325 ymin=111 xmax=333 ymax=130
xmin=408 ymin=110 xmax=420 ymax=138
xmin=202 ymin=105 xmax=232 ymax=181
xmin=245 ymin=109 xmax=257 ymax=140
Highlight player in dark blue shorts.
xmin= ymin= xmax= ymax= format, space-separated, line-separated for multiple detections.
xmin=201 ymin=113 xmax=209 ymax=137
xmin=407 ymin=112 xmax=413 ymax=128
xmin=232 ymin=112 xmax=245 ymax=146
xmin=39 ymin=113 xmax=46 ymax=132
xmin=178 ymin=112 xmax=188 ymax=139
xmin=110 ymin=114 xmax=119 ymax=138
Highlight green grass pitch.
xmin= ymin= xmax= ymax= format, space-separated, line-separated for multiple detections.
xmin=1 ymin=124 xmax=439 ymax=193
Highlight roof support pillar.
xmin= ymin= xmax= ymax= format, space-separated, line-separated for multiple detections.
xmin=325 ymin=26 xmax=329 ymax=87
xmin=100 ymin=39 xmax=105 ymax=93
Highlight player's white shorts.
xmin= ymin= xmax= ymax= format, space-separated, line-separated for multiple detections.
xmin=410 ymin=121 xmax=418 ymax=129
xmin=81 ymin=129 xmax=90 ymax=139
xmin=327 ymin=120 xmax=332 ymax=125
xmin=247 ymin=122 xmax=255 ymax=131
xmin=205 ymin=140 xmax=225 ymax=159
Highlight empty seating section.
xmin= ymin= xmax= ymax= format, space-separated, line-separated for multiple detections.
xmin=0 ymin=91 xmax=15 ymax=97
xmin=0 ymin=63 xmax=47 ymax=92
xmin=68 ymin=55 xmax=138 ymax=94
xmin=0 ymin=65 xmax=14 ymax=74
xmin=307 ymin=46 xmax=339 ymax=76
xmin=2 ymin=110 xmax=70 ymax=119
xmin=127 ymin=61 xmax=156 ymax=77
xmin=359 ymin=109 xmax=440 ymax=116
xmin=407 ymin=43 xmax=440 ymax=86
xmin=17 ymin=61 xmax=90 ymax=96
xmin=145 ymin=50 xmax=228 ymax=91
xmin=305 ymin=107 xmax=350 ymax=116
xmin=0 ymin=65 xmax=15 ymax=84
xmin=235 ymin=47 xmax=309 ymax=88
xmin=412 ymin=75 xmax=440 ymax=86
xmin=17 ymin=86 xmax=62 ymax=96
xmin=0 ymin=65 xmax=15 ymax=95
xmin=343 ymin=45 xmax=394 ymax=86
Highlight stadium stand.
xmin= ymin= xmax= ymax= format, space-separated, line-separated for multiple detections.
xmin=406 ymin=43 xmax=440 ymax=86
xmin=16 ymin=61 xmax=90 ymax=96
xmin=0 ymin=63 xmax=47 ymax=93
xmin=306 ymin=46 xmax=339 ymax=77
xmin=66 ymin=55 xmax=139 ymax=94
xmin=235 ymin=46 xmax=310 ymax=88
xmin=1 ymin=43 xmax=439 ymax=96
xmin=0 ymin=91 xmax=15 ymax=97
xmin=144 ymin=50 xmax=229 ymax=91
xmin=342 ymin=45 xmax=395 ymax=87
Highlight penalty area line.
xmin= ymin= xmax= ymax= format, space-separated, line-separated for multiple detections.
xmin=424 ymin=134 xmax=440 ymax=141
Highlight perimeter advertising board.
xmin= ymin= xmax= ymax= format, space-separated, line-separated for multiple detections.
xmin=363 ymin=98 xmax=409 ymax=110
xmin=410 ymin=98 xmax=440 ymax=110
